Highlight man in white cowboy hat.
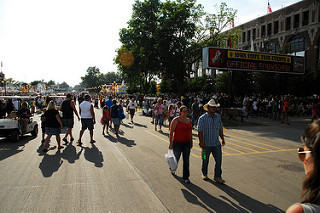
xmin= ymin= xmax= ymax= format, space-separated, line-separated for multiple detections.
xmin=198 ymin=99 xmax=226 ymax=184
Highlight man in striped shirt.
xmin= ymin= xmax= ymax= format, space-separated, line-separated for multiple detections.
xmin=198 ymin=99 xmax=225 ymax=184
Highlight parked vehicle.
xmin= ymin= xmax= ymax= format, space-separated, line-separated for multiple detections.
xmin=0 ymin=96 xmax=38 ymax=141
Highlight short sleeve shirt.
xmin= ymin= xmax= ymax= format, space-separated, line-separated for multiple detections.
xmin=197 ymin=112 xmax=223 ymax=147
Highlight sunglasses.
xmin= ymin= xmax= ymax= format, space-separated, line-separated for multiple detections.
xmin=297 ymin=147 xmax=312 ymax=161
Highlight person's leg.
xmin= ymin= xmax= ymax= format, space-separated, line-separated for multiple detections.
xmin=115 ymin=125 xmax=120 ymax=136
xmin=78 ymin=130 xmax=85 ymax=143
xmin=102 ymin=125 xmax=106 ymax=135
xmin=201 ymin=146 xmax=211 ymax=176
xmin=182 ymin=142 xmax=191 ymax=180
xmin=43 ymin=135 xmax=52 ymax=151
xmin=89 ymin=129 xmax=94 ymax=142
xmin=155 ymin=115 xmax=159 ymax=131
xmin=172 ymin=141 xmax=182 ymax=171
xmin=23 ymin=119 xmax=28 ymax=133
xmin=212 ymin=145 xmax=222 ymax=178
xmin=159 ymin=114 xmax=163 ymax=131
xmin=56 ymin=134 xmax=62 ymax=148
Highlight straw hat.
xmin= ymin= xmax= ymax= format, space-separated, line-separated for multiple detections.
xmin=203 ymin=99 xmax=220 ymax=111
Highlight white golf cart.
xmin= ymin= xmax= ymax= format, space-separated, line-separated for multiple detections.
xmin=0 ymin=96 xmax=38 ymax=142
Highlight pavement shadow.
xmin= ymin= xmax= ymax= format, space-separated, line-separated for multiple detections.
xmin=83 ymin=143 xmax=104 ymax=167
xmin=174 ymin=175 xmax=283 ymax=212
xmin=0 ymin=136 xmax=35 ymax=161
xmin=207 ymin=179 xmax=284 ymax=213
xmin=133 ymin=122 xmax=148 ymax=128
xmin=39 ymin=149 xmax=63 ymax=177
xmin=121 ymin=123 xmax=133 ymax=129
xmin=104 ymin=134 xmax=118 ymax=143
xmin=117 ymin=136 xmax=136 ymax=147
xmin=173 ymin=176 xmax=238 ymax=212
xmin=222 ymin=117 xmax=309 ymax=143
xmin=61 ymin=141 xmax=83 ymax=164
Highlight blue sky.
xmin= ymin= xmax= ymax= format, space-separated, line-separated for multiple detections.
xmin=0 ymin=0 xmax=301 ymax=86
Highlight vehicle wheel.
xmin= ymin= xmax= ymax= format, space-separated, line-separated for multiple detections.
xmin=142 ymin=111 xmax=146 ymax=115
xmin=31 ymin=125 xmax=38 ymax=136
xmin=10 ymin=130 xmax=20 ymax=142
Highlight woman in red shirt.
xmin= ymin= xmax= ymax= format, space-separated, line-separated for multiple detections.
xmin=169 ymin=106 xmax=193 ymax=183
xmin=282 ymin=96 xmax=290 ymax=125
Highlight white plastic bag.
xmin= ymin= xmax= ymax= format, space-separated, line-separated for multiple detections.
xmin=165 ymin=150 xmax=177 ymax=171
xmin=125 ymin=112 xmax=129 ymax=119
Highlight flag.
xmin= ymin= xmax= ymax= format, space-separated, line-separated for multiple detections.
xmin=268 ymin=1 xmax=272 ymax=13
xmin=261 ymin=42 xmax=265 ymax=52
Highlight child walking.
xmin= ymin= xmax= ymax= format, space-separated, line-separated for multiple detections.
xmin=101 ymin=106 xmax=110 ymax=135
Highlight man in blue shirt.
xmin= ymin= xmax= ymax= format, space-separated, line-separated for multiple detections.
xmin=105 ymin=96 xmax=113 ymax=126
xmin=198 ymin=99 xmax=225 ymax=184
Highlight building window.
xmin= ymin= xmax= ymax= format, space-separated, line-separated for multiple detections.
xmin=294 ymin=14 xmax=300 ymax=28
xmin=290 ymin=36 xmax=306 ymax=56
xmin=286 ymin=17 xmax=291 ymax=31
xmin=303 ymin=10 xmax=309 ymax=26
xmin=252 ymin=28 xmax=256 ymax=40
xmin=247 ymin=30 xmax=251 ymax=42
xmin=242 ymin=31 xmax=246 ymax=43
xmin=267 ymin=23 xmax=272 ymax=36
xmin=274 ymin=21 xmax=279 ymax=34
xmin=266 ymin=42 xmax=277 ymax=53
xmin=261 ymin=25 xmax=266 ymax=37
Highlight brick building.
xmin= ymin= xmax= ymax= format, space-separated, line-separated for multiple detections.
xmin=235 ymin=0 xmax=320 ymax=72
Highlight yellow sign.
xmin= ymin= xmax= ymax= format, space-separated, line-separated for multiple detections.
xmin=228 ymin=51 xmax=291 ymax=64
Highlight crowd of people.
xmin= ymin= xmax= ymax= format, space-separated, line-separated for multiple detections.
xmin=1 ymin=92 xmax=320 ymax=212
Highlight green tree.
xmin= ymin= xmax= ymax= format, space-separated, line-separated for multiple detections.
xmin=116 ymin=0 xmax=237 ymax=95
xmin=81 ymin=67 xmax=101 ymax=91
xmin=58 ymin=82 xmax=70 ymax=89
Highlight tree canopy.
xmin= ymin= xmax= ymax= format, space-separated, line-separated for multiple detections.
xmin=115 ymin=0 xmax=237 ymax=95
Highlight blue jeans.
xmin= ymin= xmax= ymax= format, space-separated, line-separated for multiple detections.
xmin=201 ymin=145 xmax=222 ymax=178
xmin=173 ymin=141 xmax=191 ymax=180
xmin=155 ymin=114 xmax=163 ymax=126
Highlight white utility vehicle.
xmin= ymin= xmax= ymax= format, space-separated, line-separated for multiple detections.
xmin=0 ymin=96 xmax=38 ymax=141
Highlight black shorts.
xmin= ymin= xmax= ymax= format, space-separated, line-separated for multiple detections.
xmin=129 ymin=109 xmax=135 ymax=116
xmin=81 ymin=118 xmax=94 ymax=130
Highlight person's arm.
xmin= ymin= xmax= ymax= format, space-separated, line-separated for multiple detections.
xmin=198 ymin=131 xmax=205 ymax=148
xmin=189 ymin=118 xmax=193 ymax=149
xmin=169 ymin=117 xmax=178 ymax=150
xmin=219 ymin=130 xmax=225 ymax=146
xmin=286 ymin=203 xmax=304 ymax=213
xmin=197 ymin=117 xmax=205 ymax=148
xmin=71 ymin=100 xmax=80 ymax=121
xmin=90 ymin=104 xmax=95 ymax=124
xmin=55 ymin=114 xmax=63 ymax=128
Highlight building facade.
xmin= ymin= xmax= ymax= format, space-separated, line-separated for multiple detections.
xmin=235 ymin=0 xmax=320 ymax=72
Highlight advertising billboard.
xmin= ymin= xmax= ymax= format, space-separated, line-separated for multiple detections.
xmin=202 ymin=47 xmax=305 ymax=74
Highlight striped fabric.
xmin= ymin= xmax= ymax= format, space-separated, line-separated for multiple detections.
xmin=198 ymin=112 xmax=223 ymax=147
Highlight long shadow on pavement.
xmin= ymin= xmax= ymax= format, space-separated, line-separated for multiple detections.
xmin=39 ymin=149 xmax=63 ymax=177
xmin=83 ymin=143 xmax=104 ymax=167
xmin=61 ymin=141 xmax=83 ymax=164
xmin=174 ymin=175 xmax=283 ymax=212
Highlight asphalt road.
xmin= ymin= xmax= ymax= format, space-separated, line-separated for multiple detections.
xmin=0 ymin=108 xmax=308 ymax=213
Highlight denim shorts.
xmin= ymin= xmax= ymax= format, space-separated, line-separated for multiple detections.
xmin=111 ymin=118 xmax=120 ymax=126
xmin=45 ymin=127 xmax=61 ymax=135
xmin=81 ymin=118 xmax=94 ymax=130
xmin=64 ymin=118 xmax=74 ymax=129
